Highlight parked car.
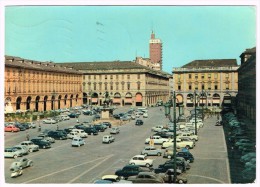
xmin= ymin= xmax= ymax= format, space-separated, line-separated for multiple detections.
xmin=115 ymin=165 xmax=153 ymax=179
xmin=15 ymin=124 xmax=27 ymax=131
xmin=71 ymin=137 xmax=85 ymax=147
xmin=12 ymin=145 xmax=29 ymax=155
xmin=101 ymin=175 xmax=120 ymax=182
xmin=67 ymin=132 xmax=79 ymax=139
xmin=26 ymin=122 xmax=36 ymax=129
xmin=42 ymin=118 xmax=57 ymax=124
xmin=102 ymin=121 xmax=112 ymax=128
xmin=151 ymin=125 xmax=164 ymax=132
xmin=127 ymin=172 xmax=164 ymax=183
xmin=93 ymin=180 xmax=113 ymax=184
xmin=71 ymin=129 xmax=88 ymax=138
xmin=37 ymin=134 xmax=55 ymax=143
xmin=163 ymin=147 xmax=182 ymax=158
xmin=47 ymin=131 xmax=67 ymax=140
xmin=80 ymin=126 xmax=98 ymax=135
xmin=30 ymin=138 xmax=52 ymax=149
xmin=135 ymin=119 xmax=144 ymax=126
xmin=129 ymin=155 xmax=153 ymax=167
xmin=176 ymin=151 xmax=194 ymax=163
xmin=159 ymin=169 xmax=188 ymax=183
xmin=110 ymin=127 xmax=120 ymax=134
xmin=4 ymin=148 xmax=23 ymax=158
xmin=145 ymin=136 xmax=169 ymax=145
xmin=60 ymin=115 xmax=70 ymax=120
xmin=5 ymin=125 xmax=20 ymax=132
xmin=113 ymin=114 xmax=121 ymax=119
xmin=102 ymin=135 xmax=115 ymax=143
xmin=141 ymin=146 xmax=162 ymax=156
xmin=68 ymin=113 xmax=79 ymax=118
xmin=143 ymin=113 xmax=148 ymax=118
xmin=10 ymin=157 xmax=33 ymax=169
xmin=94 ymin=124 xmax=106 ymax=132
xmin=19 ymin=141 xmax=39 ymax=152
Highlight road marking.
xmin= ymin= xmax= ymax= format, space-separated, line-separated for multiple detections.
xmin=68 ymin=154 xmax=114 ymax=183
xmin=22 ymin=154 xmax=114 ymax=183
xmin=187 ymin=174 xmax=226 ymax=184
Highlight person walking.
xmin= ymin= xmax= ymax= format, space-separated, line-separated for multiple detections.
xmin=56 ymin=124 xmax=59 ymax=130
xmin=26 ymin=131 xmax=30 ymax=141
xmin=38 ymin=124 xmax=41 ymax=132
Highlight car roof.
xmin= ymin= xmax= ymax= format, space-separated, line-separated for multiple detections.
xmin=102 ymin=175 xmax=119 ymax=180
xmin=133 ymin=155 xmax=145 ymax=158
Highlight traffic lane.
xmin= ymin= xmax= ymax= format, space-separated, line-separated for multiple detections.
xmin=186 ymin=115 xmax=230 ymax=183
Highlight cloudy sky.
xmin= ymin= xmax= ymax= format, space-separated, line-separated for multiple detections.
xmin=4 ymin=4 xmax=256 ymax=73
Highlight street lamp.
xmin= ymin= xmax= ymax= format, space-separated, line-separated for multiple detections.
xmin=164 ymin=91 xmax=177 ymax=183
xmin=190 ymin=91 xmax=200 ymax=135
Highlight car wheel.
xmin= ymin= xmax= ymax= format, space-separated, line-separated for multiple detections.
xmin=60 ymin=137 xmax=62 ymax=140
xmin=145 ymin=163 xmax=150 ymax=167
xmin=13 ymin=155 xmax=17 ymax=159
xmin=168 ymin=155 xmax=171 ymax=159
xmin=29 ymin=162 xmax=33 ymax=167
xmin=144 ymin=153 xmax=148 ymax=156
xmin=78 ymin=144 xmax=80 ymax=147
xmin=178 ymin=179 xmax=184 ymax=184
xmin=29 ymin=148 xmax=33 ymax=153
xmin=43 ymin=146 xmax=46 ymax=149
xmin=157 ymin=152 xmax=161 ymax=156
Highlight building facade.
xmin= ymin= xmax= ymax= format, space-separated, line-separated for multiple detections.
xmin=135 ymin=57 xmax=161 ymax=71
xmin=4 ymin=56 xmax=83 ymax=112
xmin=149 ymin=31 xmax=162 ymax=70
xmin=172 ymin=59 xmax=239 ymax=107
xmin=237 ymin=47 xmax=256 ymax=122
xmin=60 ymin=61 xmax=170 ymax=107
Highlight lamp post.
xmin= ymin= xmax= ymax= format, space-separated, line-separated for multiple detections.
xmin=190 ymin=90 xmax=199 ymax=135
xmin=164 ymin=91 xmax=177 ymax=183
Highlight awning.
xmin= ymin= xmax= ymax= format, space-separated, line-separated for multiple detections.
xmin=113 ymin=98 xmax=121 ymax=103
xmin=91 ymin=98 xmax=98 ymax=103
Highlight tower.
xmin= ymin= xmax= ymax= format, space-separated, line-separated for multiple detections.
xmin=149 ymin=31 xmax=162 ymax=70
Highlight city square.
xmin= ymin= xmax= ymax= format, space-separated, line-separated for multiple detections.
xmin=2 ymin=2 xmax=258 ymax=186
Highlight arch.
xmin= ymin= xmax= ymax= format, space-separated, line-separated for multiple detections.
xmin=176 ymin=94 xmax=183 ymax=106
xmin=64 ymin=94 xmax=68 ymax=106
xmin=70 ymin=94 xmax=73 ymax=108
xmin=186 ymin=93 xmax=194 ymax=107
xmin=135 ymin=92 xmax=143 ymax=106
xmin=26 ymin=96 xmax=32 ymax=110
xmin=16 ymin=97 xmax=22 ymax=110
xmin=125 ymin=92 xmax=133 ymax=105
xmin=83 ymin=92 xmax=88 ymax=104
xmin=58 ymin=95 xmax=62 ymax=109
xmin=76 ymin=94 xmax=79 ymax=103
xmin=43 ymin=96 xmax=48 ymax=111
xmin=212 ymin=93 xmax=221 ymax=106
xmin=223 ymin=93 xmax=232 ymax=106
xmin=51 ymin=95 xmax=55 ymax=110
xmin=35 ymin=96 xmax=40 ymax=112
xmin=113 ymin=92 xmax=121 ymax=105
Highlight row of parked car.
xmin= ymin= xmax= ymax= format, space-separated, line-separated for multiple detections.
xmin=4 ymin=121 xmax=37 ymax=133
xmin=223 ymin=112 xmax=256 ymax=182
xmin=94 ymin=110 xmax=203 ymax=184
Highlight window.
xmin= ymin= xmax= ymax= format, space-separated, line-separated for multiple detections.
xmin=214 ymin=73 xmax=218 ymax=79
xmin=208 ymin=83 xmax=211 ymax=90
xmin=89 ymin=75 xmax=91 ymax=80
xmin=127 ymin=75 xmax=130 ymax=79
xmin=208 ymin=73 xmax=211 ymax=78
xmin=116 ymin=75 xmax=119 ymax=79
xmin=127 ymin=82 xmax=130 ymax=90
xmin=195 ymin=83 xmax=198 ymax=90
xmin=201 ymin=84 xmax=205 ymax=90
xmin=178 ymin=85 xmax=181 ymax=90
xmin=105 ymin=83 xmax=108 ymax=90
xmin=178 ymin=74 xmax=181 ymax=80
xmin=110 ymin=83 xmax=113 ymax=90
xmin=215 ymin=84 xmax=218 ymax=90
xmin=110 ymin=75 xmax=113 ymax=79
xmin=116 ymin=83 xmax=119 ymax=90
xmin=189 ymin=85 xmax=192 ymax=90
xmin=94 ymin=75 xmax=96 ymax=80
xmin=201 ymin=74 xmax=204 ymax=79
xmin=137 ymin=74 xmax=140 ymax=79
xmin=225 ymin=73 xmax=229 ymax=78
xmin=137 ymin=82 xmax=141 ymax=90
xmin=93 ymin=83 xmax=97 ymax=90
xmin=195 ymin=74 xmax=198 ymax=79
xmin=105 ymin=75 xmax=107 ymax=79
xmin=188 ymin=74 xmax=192 ymax=79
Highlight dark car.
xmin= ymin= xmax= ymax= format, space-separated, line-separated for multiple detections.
xmin=176 ymin=151 xmax=194 ymax=163
xmin=113 ymin=114 xmax=121 ymax=119
xmin=135 ymin=119 xmax=144 ymax=126
xmin=94 ymin=124 xmax=106 ymax=132
xmin=47 ymin=131 xmax=67 ymax=140
xmin=83 ymin=111 xmax=92 ymax=115
xmin=77 ymin=126 xmax=98 ymax=135
xmin=153 ymin=132 xmax=173 ymax=139
xmin=20 ymin=123 xmax=30 ymax=129
xmin=68 ymin=113 xmax=79 ymax=118
xmin=102 ymin=122 xmax=112 ymax=128
xmin=115 ymin=165 xmax=153 ymax=179
xmin=15 ymin=124 xmax=27 ymax=131
xmin=30 ymin=138 xmax=51 ymax=149
xmin=154 ymin=162 xmax=184 ymax=175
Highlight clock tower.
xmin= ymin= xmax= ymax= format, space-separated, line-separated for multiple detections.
xmin=149 ymin=31 xmax=162 ymax=70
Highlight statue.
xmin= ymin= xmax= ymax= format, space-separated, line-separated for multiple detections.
xmin=103 ymin=91 xmax=112 ymax=107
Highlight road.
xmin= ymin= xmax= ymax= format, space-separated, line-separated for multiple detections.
xmin=4 ymin=106 xmax=230 ymax=184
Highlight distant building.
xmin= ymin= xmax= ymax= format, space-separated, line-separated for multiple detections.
xmin=172 ymin=59 xmax=239 ymax=107
xmin=149 ymin=31 xmax=163 ymax=70
xmin=59 ymin=61 xmax=170 ymax=107
xmin=4 ymin=56 xmax=83 ymax=112
xmin=237 ymin=47 xmax=256 ymax=122
xmin=135 ymin=57 xmax=161 ymax=71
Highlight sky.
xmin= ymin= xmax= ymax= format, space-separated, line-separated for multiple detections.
xmin=4 ymin=5 xmax=257 ymax=73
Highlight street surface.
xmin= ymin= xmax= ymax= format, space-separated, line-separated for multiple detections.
xmin=4 ymin=106 xmax=230 ymax=184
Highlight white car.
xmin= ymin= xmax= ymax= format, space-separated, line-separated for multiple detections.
xmin=129 ymin=155 xmax=153 ymax=167
xmin=145 ymin=136 xmax=169 ymax=145
xmin=190 ymin=118 xmax=202 ymax=123
xmin=162 ymin=138 xmax=195 ymax=149
xmin=19 ymin=141 xmax=39 ymax=152
xmin=4 ymin=148 xmax=23 ymax=158
xmin=60 ymin=115 xmax=70 ymax=120
xmin=71 ymin=129 xmax=88 ymax=138
xmin=177 ymin=133 xmax=198 ymax=141
xmin=67 ymin=132 xmax=79 ymax=139
xmin=71 ymin=137 xmax=85 ymax=147
xmin=110 ymin=127 xmax=120 ymax=134
xmin=12 ymin=145 xmax=29 ymax=155
xmin=102 ymin=135 xmax=115 ymax=144
xmin=143 ymin=113 xmax=148 ymax=118
xmin=42 ymin=118 xmax=57 ymax=124
xmin=151 ymin=125 xmax=164 ymax=132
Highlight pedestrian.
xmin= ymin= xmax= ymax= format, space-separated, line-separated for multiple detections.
xmin=56 ymin=124 xmax=59 ymax=130
xmin=26 ymin=132 xmax=30 ymax=141
xmin=76 ymin=119 xmax=79 ymax=123
xmin=38 ymin=124 xmax=41 ymax=132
